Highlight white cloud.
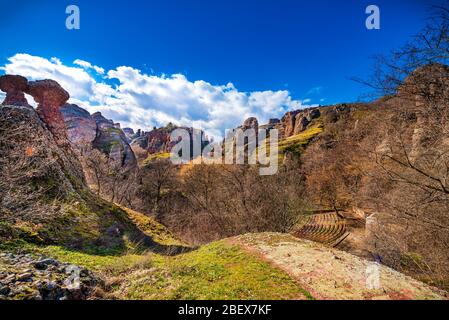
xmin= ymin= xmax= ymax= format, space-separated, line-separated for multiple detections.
xmin=1 ymin=53 xmax=95 ymax=100
xmin=73 ymin=59 xmax=105 ymax=74
xmin=1 ymin=53 xmax=314 ymax=139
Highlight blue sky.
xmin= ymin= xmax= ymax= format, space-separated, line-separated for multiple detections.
xmin=0 ymin=0 xmax=445 ymax=136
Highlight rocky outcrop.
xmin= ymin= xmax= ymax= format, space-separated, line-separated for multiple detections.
xmin=294 ymin=115 xmax=310 ymax=134
xmin=26 ymin=80 xmax=70 ymax=143
xmin=260 ymin=118 xmax=280 ymax=131
xmin=123 ymin=128 xmax=135 ymax=142
xmin=235 ymin=233 xmax=448 ymax=300
xmin=400 ymin=63 xmax=449 ymax=101
xmin=59 ymin=105 xmax=137 ymax=167
xmin=0 ymin=103 xmax=87 ymax=226
xmin=131 ymin=124 xmax=210 ymax=163
xmin=282 ymin=110 xmax=301 ymax=137
xmin=281 ymin=108 xmax=321 ymax=138
xmin=0 ymin=75 xmax=30 ymax=107
xmin=0 ymin=76 xmax=73 ymax=144
xmin=242 ymin=117 xmax=259 ymax=132
xmin=145 ymin=128 xmax=175 ymax=154
xmin=0 ymin=253 xmax=102 ymax=300
xmin=60 ymin=104 xmax=97 ymax=147
xmin=92 ymin=112 xmax=137 ymax=167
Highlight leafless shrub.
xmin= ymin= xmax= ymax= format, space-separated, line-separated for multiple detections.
xmin=158 ymin=163 xmax=309 ymax=244
xmin=82 ymin=148 xmax=139 ymax=207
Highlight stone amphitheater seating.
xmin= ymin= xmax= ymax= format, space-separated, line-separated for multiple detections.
xmin=293 ymin=213 xmax=350 ymax=247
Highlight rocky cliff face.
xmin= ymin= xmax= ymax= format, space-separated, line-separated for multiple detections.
xmin=59 ymin=105 xmax=137 ymax=168
xmin=60 ymin=104 xmax=97 ymax=148
xmin=91 ymin=112 xmax=137 ymax=168
xmin=0 ymin=75 xmax=137 ymax=169
xmin=0 ymin=102 xmax=88 ymax=243
xmin=131 ymin=124 xmax=209 ymax=163
xmin=132 ymin=126 xmax=175 ymax=155
xmin=281 ymin=108 xmax=321 ymax=138
xmin=0 ymin=75 xmax=157 ymax=251
xmin=122 ymin=128 xmax=135 ymax=142
xmin=242 ymin=117 xmax=259 ymax=132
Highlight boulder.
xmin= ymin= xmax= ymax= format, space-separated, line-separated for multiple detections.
xmin=26 ymin=80 xmax=70 ymax=142
xmin=0 ymin=75 xmax=30 ymax=107
xmin=282 ymin=108 xmax=322 ymax=137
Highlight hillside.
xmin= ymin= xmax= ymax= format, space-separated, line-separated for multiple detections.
xmin=2 ymin=228 xmax=446 ymax=300
xmin=1 ymin=98 xmax=444 ymax=300
xmin=1 ymin=66 xmax=448 ymax=300
xmin=0 ymin=75 xmax=189 ymax=254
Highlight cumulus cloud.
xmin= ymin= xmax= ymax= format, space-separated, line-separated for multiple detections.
xmin=74 ymin=59 xmax=105 ymax=74
xmin=1 ymin=53 xmax=313 ymax=139
xmin=1 ymin=53 xmax=96 ymax=100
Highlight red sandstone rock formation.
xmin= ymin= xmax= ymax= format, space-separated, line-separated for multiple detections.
xmin=242 ymin=117 xmax=259 ymax=132
xmin=282 ymin=111 xmax=300 ymax=137
xmin=0 ymin=75 xmax=30 ymax=107
xmin=26 ymin=80 xmax=70 ymax=142
xmin=281 ymin=108 xmax=321 ymax=137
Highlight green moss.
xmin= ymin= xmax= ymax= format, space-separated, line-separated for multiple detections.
xmin=0 ymin=221 xmax=44 ymax=244
xmin=401 ymin=252 xmax=432 ymax=273
xmin=101 ymin=140 xmax=121 ymax=154
xmin=34 ymin=245 xmax=146 ymax=271
xmin=1 ymin=235 xmax=311 ymax=300
xmin=120 ymin=206 xmax=185 ymax=246
xmin=116 ymin=241 xmax=311 ymax=300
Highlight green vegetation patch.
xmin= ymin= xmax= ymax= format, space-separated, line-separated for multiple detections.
xmin=113 ymin=241 xmax=310 ymax=300
xmin=279 ymin=123 xmax=324 ymax=155
xmin=106 ymin=127 xmax=123 ymax=135
xmin=119 ymin=206 xmax=185 ymax=246
xmin=143 ymin=152 xmax=172 ymax=165
xmin=3 ymin=239 xmax=311 ymax=300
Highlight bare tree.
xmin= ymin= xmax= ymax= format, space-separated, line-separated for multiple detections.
xmin=351 ymin=4 xmax=449 ymax=288
xmin=82 ymin=148 xmax=139 ymax=207
xmin=138 ymin=160 xmax=178 ymax=218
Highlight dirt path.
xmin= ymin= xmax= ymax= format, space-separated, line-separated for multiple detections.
xmin=231 ymin=233 xmax=447 ymax=300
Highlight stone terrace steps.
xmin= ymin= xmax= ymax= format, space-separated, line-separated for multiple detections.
xmin=293 ymin=213 xmax=350 ymax=247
